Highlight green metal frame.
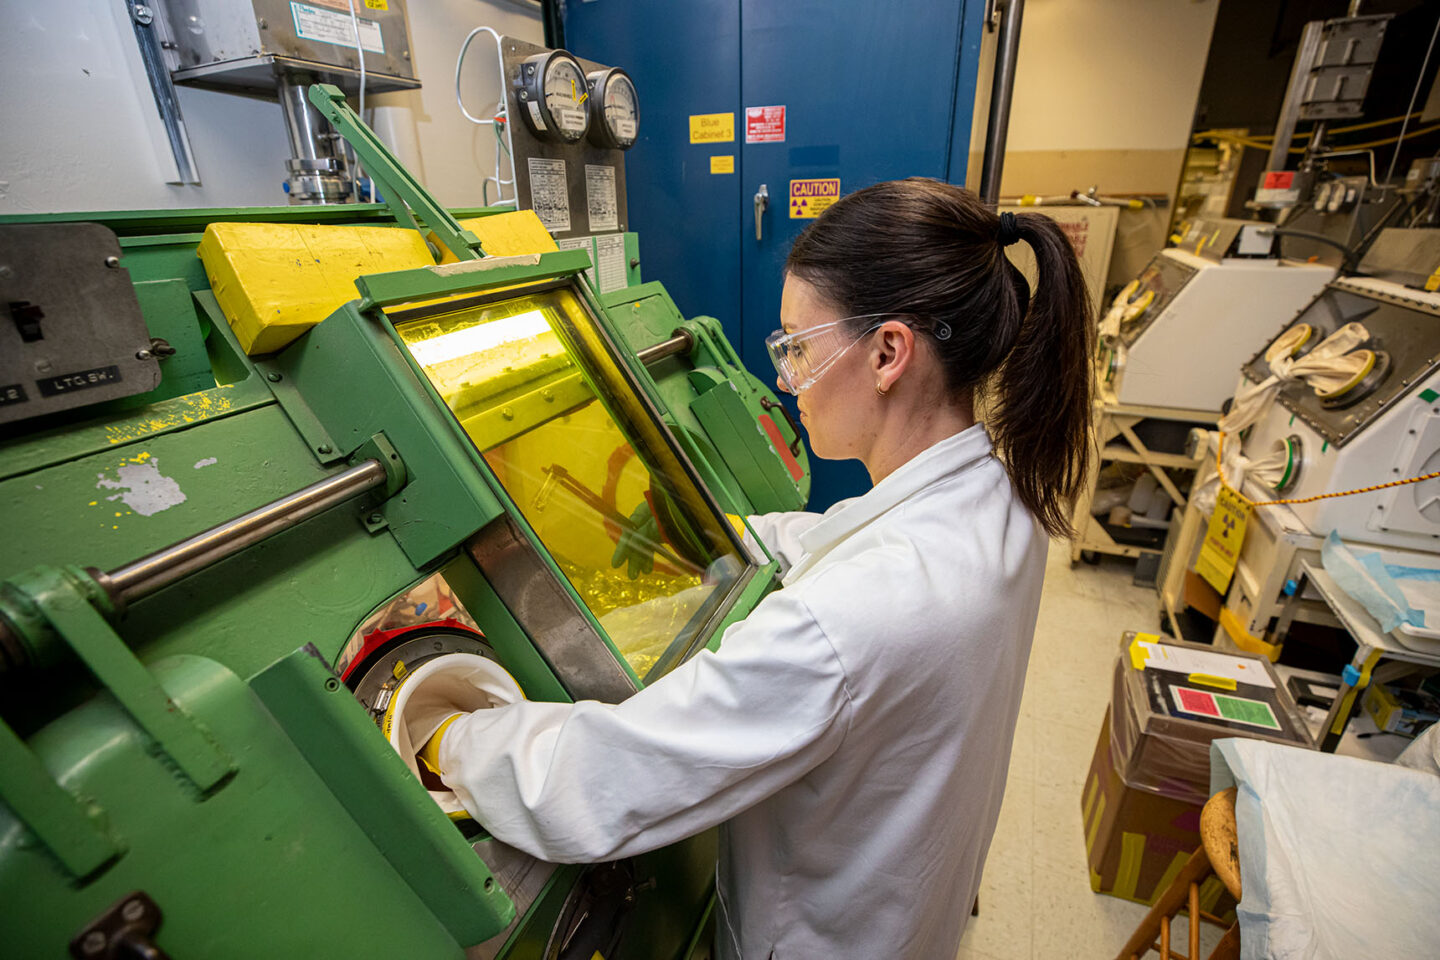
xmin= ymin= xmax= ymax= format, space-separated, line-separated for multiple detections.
xmin=0 ymin=87 xmax=810 ymax=959
xmin=308 ymin=83 xmax=486 ymax=262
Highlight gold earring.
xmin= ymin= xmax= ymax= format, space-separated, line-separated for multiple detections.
xmin=875 ymin=383 xmax=888 ymax=398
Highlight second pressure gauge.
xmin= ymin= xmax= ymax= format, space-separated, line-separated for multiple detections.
xmin=517 ymin=50 xmax=591 ymax=143
xmin=586 ymin=68 xmax=640 ymax=150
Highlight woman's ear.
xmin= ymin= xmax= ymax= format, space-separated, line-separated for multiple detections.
xmin=872 ymin=322 xmax=916 ymax=394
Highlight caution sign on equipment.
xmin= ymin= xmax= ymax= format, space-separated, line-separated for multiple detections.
xmin=789 ymin=178 xmax=840 ymax=219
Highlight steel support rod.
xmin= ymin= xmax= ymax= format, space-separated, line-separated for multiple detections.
xmin=98 ymin=459 xmax=388 ymax=607
xmin=978 ymin=0 xmax=1026 ymax=206
xmin=1268 ymin=20 xmax=1325 ymax=173
xmin=636 ymin=330 xmax=695 ymax=366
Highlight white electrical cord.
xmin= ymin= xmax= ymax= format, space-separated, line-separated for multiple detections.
xmin=345 ymin=0 xmax=374 ymax=202
xmin=1384 ymin=12 xmax=1440 ymax=191
xmin=456 ymin=26 xmax=517 ymax=207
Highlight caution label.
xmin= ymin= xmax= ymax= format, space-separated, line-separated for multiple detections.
xmin=710 ymin=155 xmax=735 ymax=174
xmin=1195 ymin=486 xmax=1250 ymax=594
xmin=689 ymin=113 xmax=735 ymax=144
xmin=789 ymin=178 xmax=840 ymax=218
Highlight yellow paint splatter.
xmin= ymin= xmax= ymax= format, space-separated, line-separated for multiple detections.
xmin=103 ymin=385 xmax=238 ymax=446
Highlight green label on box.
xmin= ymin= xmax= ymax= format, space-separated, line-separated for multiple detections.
xmin=1214 ymin=694 xmax=1280 ymax=730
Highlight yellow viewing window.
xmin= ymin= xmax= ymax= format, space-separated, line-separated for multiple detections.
xmin=396 ymin=283 xmax=749 ymax=681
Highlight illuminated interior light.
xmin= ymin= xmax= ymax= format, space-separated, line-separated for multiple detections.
xmin=406 ymin=311 xmax=554 ymax=367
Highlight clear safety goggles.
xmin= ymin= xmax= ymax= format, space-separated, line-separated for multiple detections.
xmin=765 ymin=315 xmax=890 ymax=394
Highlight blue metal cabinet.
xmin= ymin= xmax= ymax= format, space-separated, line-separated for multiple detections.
xmin=564 ymin=0 xmax=988 ymax=509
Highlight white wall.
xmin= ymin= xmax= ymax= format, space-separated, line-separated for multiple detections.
xmin=0 ymin=0 xmax=542 ymax=213
xmin=967 ymin=0 xmax=1220 ymax=286
xmin=980 ymin=0 xmax=1219 ymax=156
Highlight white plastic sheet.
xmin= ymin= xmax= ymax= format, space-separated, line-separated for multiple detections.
xmin=1210 ymin=738 xmax=1440 ymax=959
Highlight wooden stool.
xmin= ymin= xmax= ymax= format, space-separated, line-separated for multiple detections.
xmin=1113 ymin=788 xmax=1243 ymax=960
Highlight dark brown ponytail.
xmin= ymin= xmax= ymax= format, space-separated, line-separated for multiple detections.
xmin=785 ymin=178 xmax=1094 ymax=538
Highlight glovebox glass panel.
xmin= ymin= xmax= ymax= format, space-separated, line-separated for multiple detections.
xmin=396 ymin=285 xmax=749 ymax=681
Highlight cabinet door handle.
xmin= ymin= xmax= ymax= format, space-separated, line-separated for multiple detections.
xmin=754 ymin=184 xmax=769 ymax=242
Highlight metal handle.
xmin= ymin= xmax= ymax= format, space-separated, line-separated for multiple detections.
xmin=754 ymin=184 xmax=769 ymax=241
xmin=760 ymin=396 xmax=803 ymax=456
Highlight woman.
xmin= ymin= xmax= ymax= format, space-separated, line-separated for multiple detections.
xmin=416 ymin=178 xmax=1093 ymax=958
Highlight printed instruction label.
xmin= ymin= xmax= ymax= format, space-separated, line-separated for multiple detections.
xmin=1170 ymin=687 xmax=1281 ymax=730
xmin=710 ymin=155 xmax=735 ymax=174
xmin=689 ymin=112 xmax=735 ymax=143
xmin=556 ymin=237 xmax=598 ymax=291
xmin=585 ymin=164 xmax=619 ymax=232
xmin=745 ymin=105 xmax=786 ymax=143
xmin=596 ymin=233 xmax=627 ymax=293
xmin=1196 ymin=486 xmax=1250 ymax=594
xmin=291 ymin=2 xmax=385 ymax=53
xmin=789 ymin=178 xmax=840 ymax=218
xmin=305 ymin=0 xmax=384 ymax=11
xmin=1128 ymin=637 xmax=1275 ymax=689
xmin=527 ymin=157 xmax=571 ymax=233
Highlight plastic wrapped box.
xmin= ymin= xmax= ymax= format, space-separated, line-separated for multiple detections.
xmin=1082 ymin=631 xmax=1313 ymax=906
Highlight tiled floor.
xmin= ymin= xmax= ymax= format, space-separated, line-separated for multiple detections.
xmin=957 ymin=542 xmax=1220 ymax=960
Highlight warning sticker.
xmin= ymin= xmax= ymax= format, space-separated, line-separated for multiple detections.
xmin=710 ymin=155 xmax=735 ymax=174
xmin=1170 ymin=687 xmax=1281 ymax=730
xmin=291 ymin=2 xmax=384 ymax=53
xmin=585 ymin=164 xmax=619 ymax=233
xmin=745 ymin=105 xmax=786 ymax=143
xmin=1196 ymin=486 xmax=1251 ymax=593
xmin=789 ymin=178 xmax=840 ymax=219
xmin=527 ymin=157 xmax=570 ymax=233
xmin=689 ymin=113 xmax=735 ymax=144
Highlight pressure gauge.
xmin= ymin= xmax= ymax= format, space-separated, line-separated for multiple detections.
xmin=586 ymin=68 xmax=640 ymax=150
xmin=516 ymin=50 xmax=591 ymax=143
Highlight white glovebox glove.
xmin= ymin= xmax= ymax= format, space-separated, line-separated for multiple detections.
xmin=1218 ymin=322 xmax=1372 ymax=435
xmin=381 ymin=652 xmax=525 ymax=817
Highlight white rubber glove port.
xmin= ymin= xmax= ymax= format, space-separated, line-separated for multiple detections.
xmin=381 ymin=652 xmax=525 ymax=817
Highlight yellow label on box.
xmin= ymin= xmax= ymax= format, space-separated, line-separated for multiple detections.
xmin=689 ymin=113 xmax=735 ymax=143
xmin=364 ymin=0 xmax=387 ymax=8
xmin=710 ymin=155 xmax=735 ymax=174
xmin=789 ymin=178 xmax=841 ymax=218
xmin=1195 ymin=486 xmax=1251 ymax=593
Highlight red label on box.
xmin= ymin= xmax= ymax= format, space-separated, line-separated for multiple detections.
xmin=1262 ymin=171 xmax=1296 ymax=190
xmin=745 ymin=105 xmax=786 ymax=143
xmin=1176 ymin=687 xmax=1220 ymax=717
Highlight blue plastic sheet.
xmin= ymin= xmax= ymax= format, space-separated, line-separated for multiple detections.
xmin=1320 ymin=531 xmax=1425 ymax=632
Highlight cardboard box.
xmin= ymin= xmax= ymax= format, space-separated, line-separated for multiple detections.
xmin=1081 ymin=632 xmax=1314 ymax=910
xmin=1082 ymin=707 xmax=1236 ymax=912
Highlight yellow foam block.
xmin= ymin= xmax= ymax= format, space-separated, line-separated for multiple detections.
xmin=436 ymin=210 xmax=559 ymax=262
xmin=197 ymin=222 xmax=434 ymax=355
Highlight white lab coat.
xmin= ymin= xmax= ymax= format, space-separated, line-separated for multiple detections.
xmin=440 ymin=424 xmax=1047 ymax=959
